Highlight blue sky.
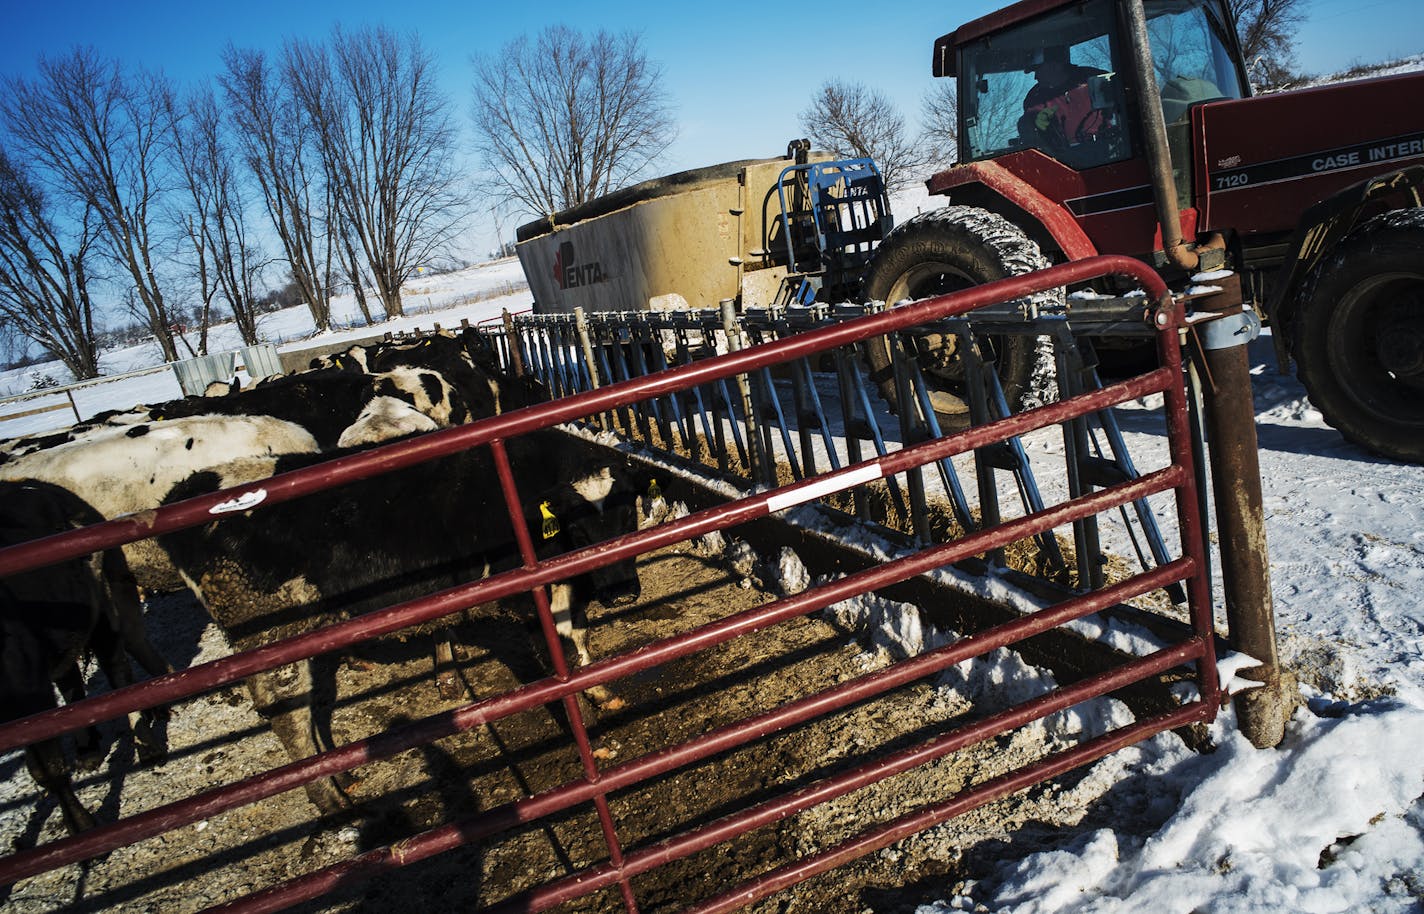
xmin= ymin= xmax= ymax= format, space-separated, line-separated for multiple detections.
xmin=2 ymin=0 xmax=1420 ymax=256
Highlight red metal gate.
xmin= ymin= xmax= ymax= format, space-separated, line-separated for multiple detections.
xmin=0 ymin=255 xmax=1217 ymax=912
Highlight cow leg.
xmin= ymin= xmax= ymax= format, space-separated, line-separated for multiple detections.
xmin=101 ymin=553 xmax=173 ymax=763
xmin=549 ymin=584 xmax=621 ymax=709
xmin=245 ymin=662 xmax=350 ymax=816
xmin=89 ymin=619 xmax=169 ymax=767
xmin=54 ymin=664 xmax=106 ymax=772
xmin=7 ymin=665 xmax=96 ymax=834
xmin=25 ymin=740 xmax=96 ymax=835
xmin=105 ymin=557 xmax=174 ymax=680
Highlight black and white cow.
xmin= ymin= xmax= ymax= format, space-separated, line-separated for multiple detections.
xmin=0 ymin=407 xmax=154 ymax=466
xmin=153 ymin=361 xmax=484 ymax=450
xmin=1 ymin=414 xmax=327 ymax=591
xmin=1 ymin=480 xmax=172 ymax=834
xmin=0 ymin=414 xmax=324 ymax=593
xmin=313 ymin=327 xmax=502 ymax=378
xmin=156 ymin=429 xmax=646 ymax=815
xmin=308 ymin=330 xmax=506 ymax=418
xmin=0 ymin=341 xmax=506 ymax=591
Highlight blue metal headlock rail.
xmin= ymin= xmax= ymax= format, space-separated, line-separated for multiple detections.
xmin=497 ymin=295 xmax=1184 ymax=602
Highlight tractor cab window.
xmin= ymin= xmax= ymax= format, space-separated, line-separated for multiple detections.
xmin=960 ymin=0 xmax=1130 ymax=170
xmin=1144 ymin=0 xmax=1249 ymax=124
xmin=1144 ymin=0 xmax=1248 ymax=206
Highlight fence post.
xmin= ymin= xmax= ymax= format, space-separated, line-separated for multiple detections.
xmin=503 ymin=308 xmax=525 ymax=378
xmin=1195 ymin=277 xmax=1291 ymax=749
xmin=573 ymin=308 xmax=599 ymax=390
xmin=573 ymin=307 xmax=607 ymax=431
xmin=721 ymin=299 xmax=767 ymax=485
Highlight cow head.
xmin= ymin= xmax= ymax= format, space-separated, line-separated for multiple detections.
xmin=456 ymin=327 xmax=502 ymax=374
xmin=365 ymin=367 xmax=467 ymax=427
xmin=530 ymin=464 xmax=645 ymax=607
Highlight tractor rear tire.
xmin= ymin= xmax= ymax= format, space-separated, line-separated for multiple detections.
xmin=861 ymin=206 xmax=1057 ymax=430
xmin=1292 ymin=208 xmax=1424 ymax=463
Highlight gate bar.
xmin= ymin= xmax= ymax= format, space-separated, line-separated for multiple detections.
xmin=0 ymin=257 xmax=1173 ymax=582
xmin=194 ymin=561 xmax=1204 ymax=914
xmin=0 ymin=458 xmax=1189 ymax=886
xmin=497 ymin=648 xmax=1211 ymax=914
xmin=0 ymin=367 xmax=1176 ymax=761
xmin=689 ymin=702 xmax=1210 ymax=914
xmin=490 ymin=437 xmax=642 ymax=912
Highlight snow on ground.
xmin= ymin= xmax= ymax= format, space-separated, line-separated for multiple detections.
xmin=2 ymin=255 xmax=1422 ymax=912
xmin=1290 ymin=54 xmax=1424 ymax=89
xmin=917 ymin=702 xmax=1424 ymax=914
xmin=0 ymin=257 xmax=532 ymax=436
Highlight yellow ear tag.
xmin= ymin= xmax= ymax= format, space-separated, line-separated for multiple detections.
xmin=647 ymin=478 xmax=662 ymax=501
xmin=539 ymin=501 xmax=560 ymax=540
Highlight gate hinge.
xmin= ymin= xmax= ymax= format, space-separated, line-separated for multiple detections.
xmin=1196 ymin=308 xmax=1261 ymax=351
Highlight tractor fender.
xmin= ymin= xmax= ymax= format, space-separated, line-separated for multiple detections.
xmin=1266 ymin=164 xmax=1424 ymax=367
xmin=925 ymin=160 xmax=1098 ymax=262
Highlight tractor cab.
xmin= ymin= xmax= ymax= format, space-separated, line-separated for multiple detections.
xmin=945 ymin=0 xmax=1248 ymax=184
xmin=879 ymin=0 xmax=1424 ymax=462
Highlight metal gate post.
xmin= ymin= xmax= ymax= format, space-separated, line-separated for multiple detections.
xmin=1194 ymin=280 xmax=1291 ymax=748
xmin=833 ymin=347 xmax=870 ymax=519
xmin=1055 ymin=335 xmax=1106 ymax=590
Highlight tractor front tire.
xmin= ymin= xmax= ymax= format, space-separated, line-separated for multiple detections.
xmin=1292 ymin=208 xmax=1424 ymax=463
xmin=861 ymin=206 xmax=1056 ymax=430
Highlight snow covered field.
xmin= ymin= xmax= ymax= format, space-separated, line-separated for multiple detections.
xmin=0 ymin=257 xmax=533 ymax=434
xmin=1 ymin=255 xmax=1421 ymax=913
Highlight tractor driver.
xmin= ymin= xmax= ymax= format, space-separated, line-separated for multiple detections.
xmin=1021 ymin=46 xmax=1108 ymax=162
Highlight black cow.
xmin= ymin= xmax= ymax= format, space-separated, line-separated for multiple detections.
xmin=359 ymin=330 xmax=506 ymax=419
xmin=147 ymin=368 xmax=382 ymax=449
xmin=363 ymin=342 xmax=549 ymax=696
xmin=0 ymin=481 xmax=172 ymax=834
xmin=157 ymin=429 xmax=646 ymax=815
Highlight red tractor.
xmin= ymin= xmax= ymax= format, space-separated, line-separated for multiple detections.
xmin=863 ymin=0 xmax=1424 ymax=461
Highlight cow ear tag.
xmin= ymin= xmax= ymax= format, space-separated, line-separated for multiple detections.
xmin=647 ymin=478 xmax=661 ymax=501
xmin=539 ymin=501 xmax=560 ymax=540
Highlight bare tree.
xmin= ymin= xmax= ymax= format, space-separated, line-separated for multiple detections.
xmin=285 ymin=26 xmax=467 ymax=320
xmin=221 ymin=46 xmax=334 ymax=332
xmin=0 ymin=149 xmax=103 ymax=379
xmin=336 ymin=216 xmax=376 ymax=326
xmin=1 ymin=49 xmax=181 ymax=362
xmin=164 ymin=83 xmax=267 ymax=349
xmin=798 ymin=79 xmax=933 ymax=195
xmin=1230 ymin=0 xmax=1307 ymax=88
xmin=471 ymin=25 xmax=676 ymax=217
xmin=921 ymin=82 xmax=960 ymax=169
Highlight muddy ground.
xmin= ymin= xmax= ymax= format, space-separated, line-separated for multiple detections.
xmin=1 ymin=497 xmax=1178 ymax=914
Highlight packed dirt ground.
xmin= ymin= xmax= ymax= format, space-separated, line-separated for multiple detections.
xmin=0 ymin=496 xmax=1169 ymax=913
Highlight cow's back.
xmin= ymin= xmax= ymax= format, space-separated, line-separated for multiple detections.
xmin=0 ymin=415 xmax=320 ymax=592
